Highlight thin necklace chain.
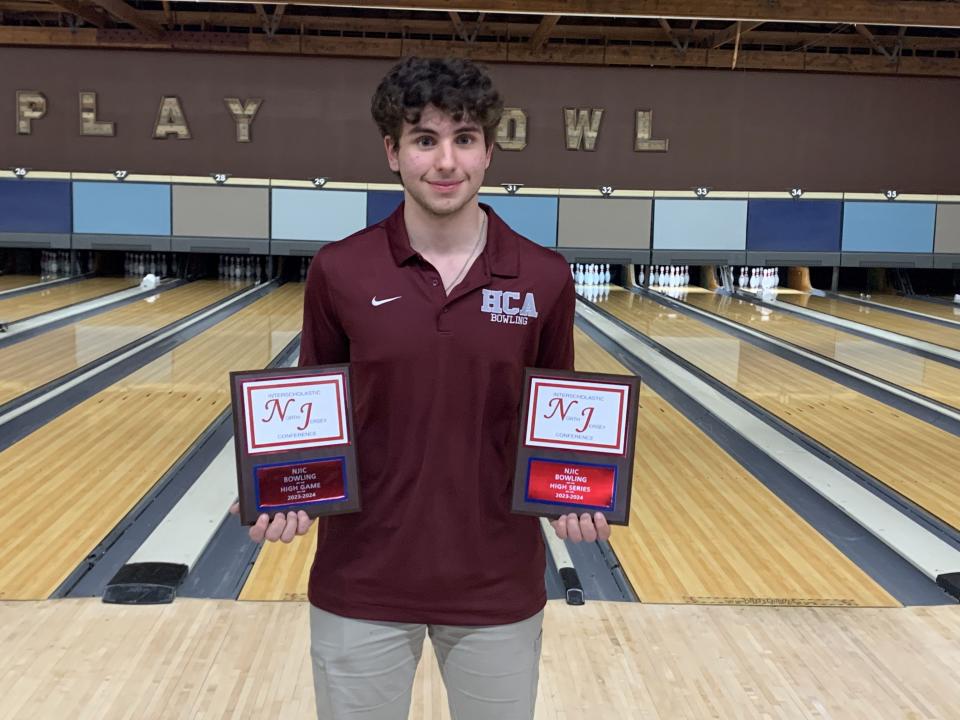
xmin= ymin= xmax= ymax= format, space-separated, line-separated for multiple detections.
xmin=444 ymin=211 xmax=487 ymax=294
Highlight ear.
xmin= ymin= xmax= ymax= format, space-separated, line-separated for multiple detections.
xmin=484 ymin=138 xmax=494 ymax=169
xmin=384 ymin=135 xmax=400 ymax=173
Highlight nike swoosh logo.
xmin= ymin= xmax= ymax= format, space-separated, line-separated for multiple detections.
xmin=371 ymin=295 xmax=401 ymax=307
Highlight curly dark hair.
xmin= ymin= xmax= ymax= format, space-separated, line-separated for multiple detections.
xmin=371 ymin=57 xmax=504 ymax=148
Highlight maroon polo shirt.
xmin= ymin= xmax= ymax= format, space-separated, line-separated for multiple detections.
xmin=299 ymin=202 xmax=574 ymax=625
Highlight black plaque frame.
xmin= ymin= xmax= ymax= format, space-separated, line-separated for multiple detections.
xmin=512 ymin=367 xmax=639 ymax=526
xmin=230 ymin=363 xmax=360 ymax=525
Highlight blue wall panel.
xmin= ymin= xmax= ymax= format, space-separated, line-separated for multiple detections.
xmin=747 ymin=200 xmax=842 ymax=252
xmin=367 ymin=191 xmax=404 ymax=226
xmin=841 ymin=202 xmax=936 ymax=253
xmin=479 ymin=195 xmax=558 ymax=247
xmin=73 ymin=182 xmax=171 ymax=235
xmin=0 ymin=179 xmax=72 ymax=233
xmin=272 ymin=189 xmax=367 ymax=241
xmin=653 ymin=199 xmax=747 ymax=249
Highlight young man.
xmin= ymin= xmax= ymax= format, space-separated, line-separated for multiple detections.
xmin=236 ymin=57 xmax=611 ymax=719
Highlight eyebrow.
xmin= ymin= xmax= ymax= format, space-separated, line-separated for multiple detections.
xmin=408 ymin=124 xmax=482 ymax=136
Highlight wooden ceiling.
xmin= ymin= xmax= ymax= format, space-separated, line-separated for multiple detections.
xmin=2 ymin=0 xmax=960 ymax=77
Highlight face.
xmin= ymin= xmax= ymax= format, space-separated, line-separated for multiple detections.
xmin=385 ymin=104 xmax=494 ymax=218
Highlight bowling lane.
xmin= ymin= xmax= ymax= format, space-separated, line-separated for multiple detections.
xmin=598 ymin=288 xmax=960 ymax=533
xmin=679 ymin=290 xmax=960 ymax=409
xmin=0 ymin=280 xmax=247 ymax=406
xmin=0 ymin=277 xmax=137 ymax=323
xmin=839 ymin=293 xmax=960 ymax=323
xmin=240 ymin=325 xmax=897 ymax=607
xmin=0 ymin=283 xmax=304 ymax=600
xmin=0 ymin=275 xmax=40 ymax=292
xmin=779 ymin=293 xmax=960 ymax=351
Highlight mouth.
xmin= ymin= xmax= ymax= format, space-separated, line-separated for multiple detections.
xmin=426 ymin=179 xmax=464 ymax=193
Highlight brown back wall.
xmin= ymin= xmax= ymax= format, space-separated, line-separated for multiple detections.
xmin=2 ymin=47 xmax=959 ymax=193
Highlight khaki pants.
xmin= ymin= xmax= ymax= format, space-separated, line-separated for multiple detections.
xmin=309 ymin=605 xmax=544 ymax=720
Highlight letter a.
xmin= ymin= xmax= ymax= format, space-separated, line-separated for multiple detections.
xmin=154 ymin=96 xmax=191 ymax=139
xmin=520 ymin=292 xmax=538 ymax=318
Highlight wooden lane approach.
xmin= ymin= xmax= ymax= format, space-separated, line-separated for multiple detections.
xmin=840 ymin=292 xmax=960 ymax=324
xmin=781 ymin=293 xmax=960 ymax=351
xmin=0 ymin=280 xmax=244 ymax=406
xmin=0 ymin=283 xmax=304 ymax=600
xmin=239 ymin=327 xmax=896 ymax=608
xmin=682 ymin=290 xmax=960 ymax=410
xmin=0 ymin=277 xmax=136 ymax=324
xmin=0 ymin=275 xmax=40 ymax=292
xmin=4 ymin=598 xmax=960 ymax=719
xmin=600 ymin=288 xmax=960 ymax=534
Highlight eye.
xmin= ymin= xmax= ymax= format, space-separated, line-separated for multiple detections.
xmin=415 ymin=136 xmax=435 ymax=147
xmin=456 ymin=134 xmax=476 ymax=145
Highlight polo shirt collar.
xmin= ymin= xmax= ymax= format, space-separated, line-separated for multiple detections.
xmin=385 ymin=201 xmax=519 ymax=278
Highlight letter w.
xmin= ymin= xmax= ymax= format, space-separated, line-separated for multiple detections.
xmin=564 ymin=108 xmax=604 ymax=151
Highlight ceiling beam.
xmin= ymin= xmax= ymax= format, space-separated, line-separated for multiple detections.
xmin=3 ymin=25 xmax=960 ymax=78
xmin=854 ymin=23 xmax=892 ymax=59
xmin=207 ymin=1 xmax=960 ymax=29
xmin=657 ymin=17 xmax=684 ymax=52
xmin=88 ymin=0 xmax=164 ymax=39
xmin=5 ymin=10 xmax=960 ymax=51
xmin=448 ymin=10 xmax=468 ymax=41
xmin=710 ymin=20 xmax=763 ymax=49
xmin=528 ymin=14 xmax=558 ymax=50
xmin=47 ymin=0 xmax=108 ymax=27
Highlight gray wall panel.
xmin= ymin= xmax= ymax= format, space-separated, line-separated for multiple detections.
xmin=935 ymin=204 xmax=960 ymax=254
xmin=173 ymin=186 xmax=269 ymax=239
xmin=558 ymin=198 xmax=651 ymax=249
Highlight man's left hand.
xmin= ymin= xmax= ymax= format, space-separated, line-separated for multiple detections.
xmin=550 ymin=512 xmax=611 ymax=543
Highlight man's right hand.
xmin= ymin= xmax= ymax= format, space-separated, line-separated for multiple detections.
xmin=229 ymin=502 xmax=314 ymax=543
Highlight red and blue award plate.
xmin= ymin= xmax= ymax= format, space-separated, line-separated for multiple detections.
xmin=229 ymin=364 xmax=359 ymax=525
xmin=512 ymin=368 xmax=640 ymax=525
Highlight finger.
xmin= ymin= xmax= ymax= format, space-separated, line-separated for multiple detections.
xmin=565 ymin=513 xmax=583 ymax=543
xmin=594 ymin=512 xmax=611 ymax=542
xmin=264 ymin=513 xmax=286 ymax=542
xmin=280 ymin=511 xmax=298 ymax=543
xmin=579 ymin=513 xmax=597 ymax=543
xmin=249 ymin=513 xmax=270 ymax=543
xmin=229 ymin=501 xmax=240 ymax=516
xmin=296 ymin=510 xmax=312 ymax=535
xmin=551 ymin=517 xmax=566 ymax=540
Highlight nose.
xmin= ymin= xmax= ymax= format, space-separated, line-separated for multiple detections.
xmin=434 ymin=138 xmax=456 ymax=173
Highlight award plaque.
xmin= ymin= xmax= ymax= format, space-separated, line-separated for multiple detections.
xmin=512 ymin=368 xmax=640 ymax=526
xmin=229 ymin=364 xmax=360 ymax=526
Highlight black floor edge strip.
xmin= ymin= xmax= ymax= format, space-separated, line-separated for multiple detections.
xmin=0 ymin=278 xmax=188 ymax=348
xmin=652 ymin=289 xmax=960 ymax=435
xmin=733 ymin=290 xmax=960 ymax=368
xmin=824 ymin=291 xmax=960 ymax=329
xmin=580 ymin=294 xmax=960 ymax=556
xmin=576 ymin=311 xmax=953 ymax=606
xmin=60 ymin=333 xmax=303 ymax=599
xmin=0 ymin=282 xmax=255 ymax=418
xmin=0 ymin=282 xmax=276 ymax=454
